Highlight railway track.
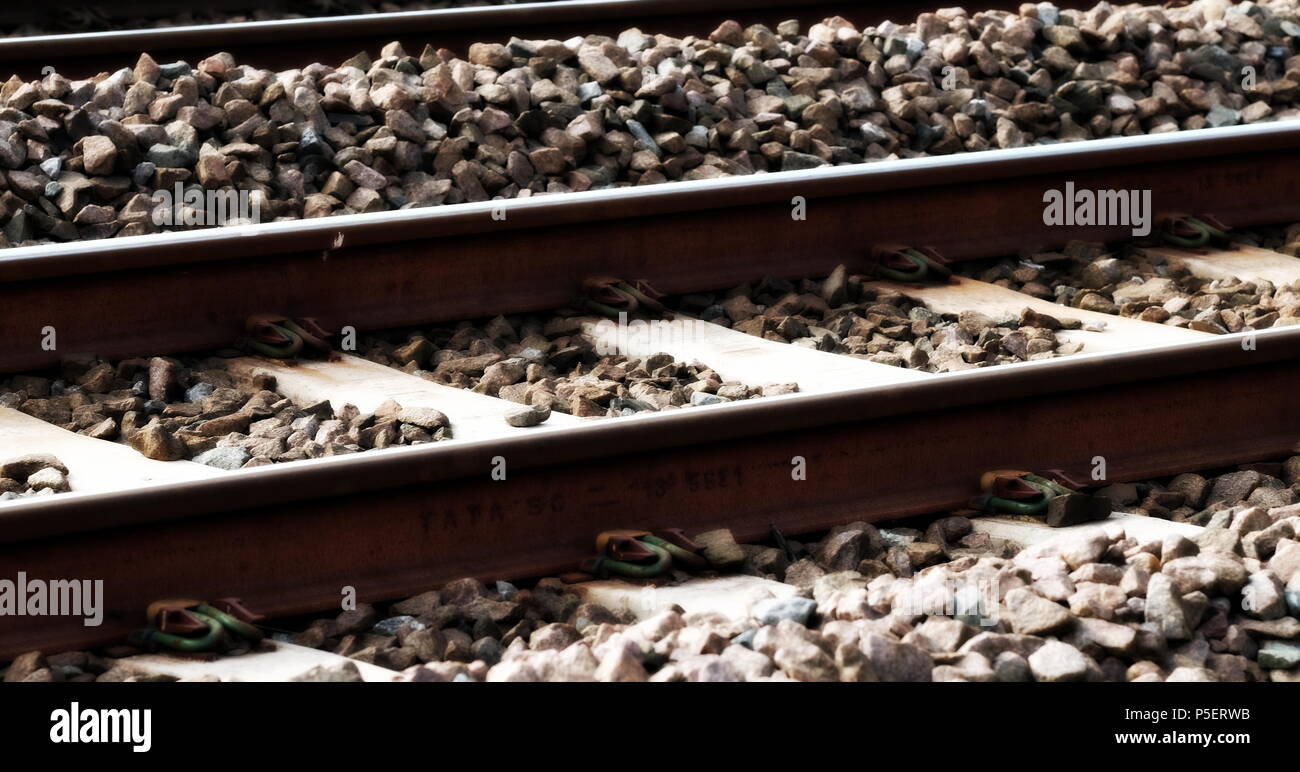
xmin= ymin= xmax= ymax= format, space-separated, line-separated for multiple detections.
xmin=2 ymin=0 xmax=1300 ymax=679
xmin=6 ymin=239 xmax=1300 ymax=681
xmin=5 ymin=229 xmax=1300 ymax=661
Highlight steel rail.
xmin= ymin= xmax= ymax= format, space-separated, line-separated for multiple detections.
xmin=2 ymin=326 xmax=1299 ymax=659
xmin=0 ymin=0 xmax=1096 ymax=80
xmin=1 ymin=122 xmax=1298 ymax=373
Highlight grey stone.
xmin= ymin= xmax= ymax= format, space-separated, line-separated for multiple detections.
xmin=576 ymin=81 xmax=604 ymax=104
xmin=994 ymin=651 xmax=1032 ymax=682
xmin=505 ymin=405 xmax=550 ymax=427
xmin=147 ymin=143 xmax=194 ymax=167
xmin=186 ymin=382 xmax=215 ymax=403
xmin=689 ymin=391 xmax=728 ymax=406
xmin=192 ymin=446 xmax=251 ymax=470
xmin=1257 ymin=641 xmax=1300 ymax=670
xmin=1145 ymin=573 xmax=1192 ymax=641
xmin=752 ymin=596 xmax=816 ymax=627
xmin=373 ymin=615 xmax=422 ymax=636
xmin=1207 ymin=470 xmax=1260 ymax=505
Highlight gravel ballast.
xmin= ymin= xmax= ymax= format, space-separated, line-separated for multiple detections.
xmin=671 ymin=265 xmax=1077 ymax=372
xmin=962 ymin=235 xmax=1300 ymax=334
xmin=0 ymin=353 xmax=451 ymax=477
xmin=0 ymin=452 xmax=70 ymax=501
xmin=4 ymin=0 xmax=1300 ymax=247
xmin=1098 ymin=459 xmax=1300 ymax=525
xmin=360 ymin=312 xmax=797 ymax=417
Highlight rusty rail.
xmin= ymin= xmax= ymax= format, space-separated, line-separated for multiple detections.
xmin=3 ymin=329 xmax=1300 ymax=659
xmin=3 ymin=122 xmax=1299 ymax=374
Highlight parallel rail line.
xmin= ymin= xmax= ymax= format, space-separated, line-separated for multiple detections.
xmin=2 ymin=0 xmax=1300 ymax=660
